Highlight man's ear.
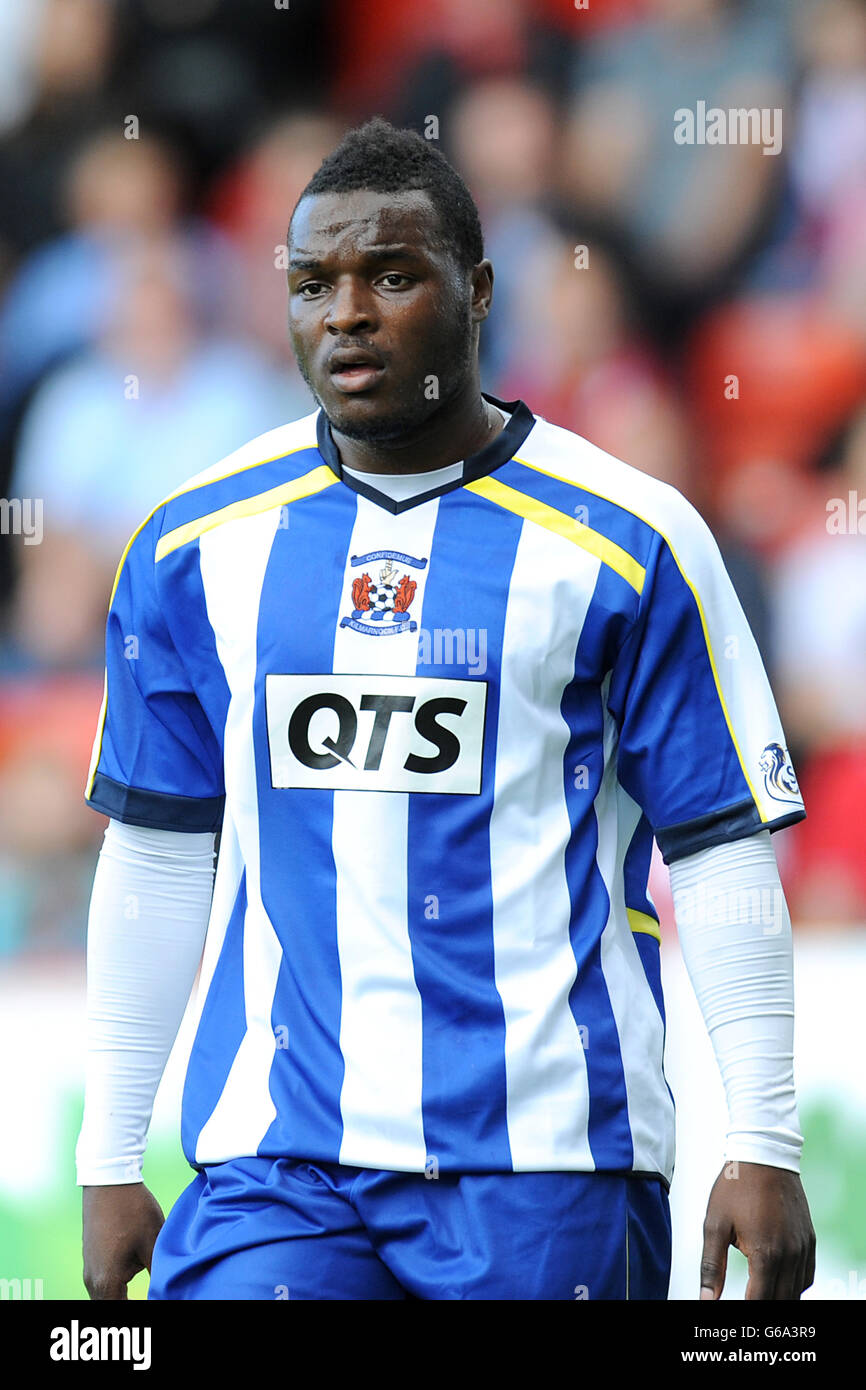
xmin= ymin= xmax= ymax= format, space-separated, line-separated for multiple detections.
xmin=470 ymin=259 xmax=494 ymax=323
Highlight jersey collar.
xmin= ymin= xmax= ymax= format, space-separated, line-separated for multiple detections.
xmin=315 ymin=392 xmax=536 ymax=516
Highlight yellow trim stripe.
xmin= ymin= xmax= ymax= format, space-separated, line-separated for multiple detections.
xmin=84 ymin=670 xmax=109 ymax=801
xmin=627 ymin=908 xmax=661 ymax=943
xmin=511 ymin=454 xmax=765 ymax=821
xmin=85 ymin=438 xmax=319 ymax=799
xmin=155 ymin=465 xmax=338 ymax=562
xmin=464 ymin=475 xmax=645 ymax=594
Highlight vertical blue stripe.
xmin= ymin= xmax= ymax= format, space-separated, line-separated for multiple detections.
xmin=182 ymin=869 xmax=248 ymax=1166
xmin=623 ymin=815 xmax=658 ymax=925
xmin=562 ymin=568 xmax=634 ymax=1171
xmin=100 ymin=532 xmax=230 ymax=802
xmin=255 ymin=484 xmax=358 ymax=1162
xmin=406 ymin=488 xmax=522 ymax=1170
xmin=632 ymin=933 xmax=665 ymax=1028
xmin=160 ymin=539 xmax=233 ymax=753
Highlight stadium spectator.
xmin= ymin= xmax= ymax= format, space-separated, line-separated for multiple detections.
xmin=560 ymin=0 xmax=794 ymax=333
xmin=0 ymin=130 xmax=199 ymax=429
xmin=448 ymin=76 xmax=561 ymax=380
xmin=790 ymin=0 xmax=866 ymax=231
xmin=5 ymin=235 xmax=297 ymax=670
xmin=498 ymin=226 xmax=690 ymax=491
xmin=0 ymin=0 xmax=119 ymax=256
xmin=329 ymin=0 xmax=528 ymax=121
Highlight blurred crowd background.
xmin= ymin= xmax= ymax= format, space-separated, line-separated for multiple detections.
xmin=1 ymin=0 xmax=865 ymax=958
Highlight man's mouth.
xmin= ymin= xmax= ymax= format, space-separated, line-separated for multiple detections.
xmin=327 ymin=349 xmax=386 ymax=394
xmin=330 ymin=364 xmax=384 ymax=392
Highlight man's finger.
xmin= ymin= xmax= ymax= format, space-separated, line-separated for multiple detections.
xmin=794 ymin=1251 xmax=810 ymax=1301
xmin=700 ymin=1222 xmax=729 ymax=1300
xmin=790 ymin=1245 xmax=813 ymax=1300
xmin=744 ymin=1249 xmax=780 ymax=1301
xmin=791 ymin=1240 xmax=815 ymax=1301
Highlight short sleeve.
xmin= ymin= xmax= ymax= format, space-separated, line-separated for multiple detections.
xmin=607 ymin=509 xmax=805 ymax=865
xmin=84 ymin=513 xmax=225 ymax=831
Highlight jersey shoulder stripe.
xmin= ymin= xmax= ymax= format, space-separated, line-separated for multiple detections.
xmin=155 ymin=464 xmax=337 ymax=562
xmin=155 ymin=412 xmax=322 ymax=540
xmin=513 ymin=413 xmax=714 ymax=563
xmin=465 ymin=474 xmax=646 ymax=595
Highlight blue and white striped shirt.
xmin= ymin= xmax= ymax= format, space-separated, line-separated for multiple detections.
xmin=85 ymin=395 xmax=805 ymax=1183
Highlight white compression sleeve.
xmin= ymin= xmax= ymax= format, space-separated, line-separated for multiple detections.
xmin=668 ymin=830 xmax=803 ymax=1172
xmin=75 ymin=819 xmax=216 ymax=1186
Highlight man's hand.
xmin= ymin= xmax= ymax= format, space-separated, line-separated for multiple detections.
xmin=700 ymin=1162 xmax=816 ymax=1300
xmin=82 ymin=1183 xmax=165 ymax=1300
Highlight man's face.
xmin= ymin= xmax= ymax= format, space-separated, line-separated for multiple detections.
xmin=287 ymin=188 xmax=480 ymax=442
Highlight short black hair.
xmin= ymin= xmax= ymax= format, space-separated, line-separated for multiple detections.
xmin=291 ymin=116 xmax=484 ymax=273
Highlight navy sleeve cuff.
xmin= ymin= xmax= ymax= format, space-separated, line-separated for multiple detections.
xmin=656 ymin=798 xmax=806 ymax=865
xmin=86 ymin=771 xmax=224 ymax=832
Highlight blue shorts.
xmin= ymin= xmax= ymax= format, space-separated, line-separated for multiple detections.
xmin=148 ymin=1157 xmax=671 ymax=1301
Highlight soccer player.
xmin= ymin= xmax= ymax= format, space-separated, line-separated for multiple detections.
xmin=78 ymin=118 xmax=815 ymax=1301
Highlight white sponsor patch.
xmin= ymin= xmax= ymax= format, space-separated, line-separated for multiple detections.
xmin=265 ymin=673 xmax=488 ymax=794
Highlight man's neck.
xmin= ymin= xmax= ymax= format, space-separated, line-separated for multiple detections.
xmin=329 ymin=382 xmax=504 ymax=476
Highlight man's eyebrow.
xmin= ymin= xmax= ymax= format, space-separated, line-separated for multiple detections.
xmin=363 ymin=244 xmax=423 ymax=261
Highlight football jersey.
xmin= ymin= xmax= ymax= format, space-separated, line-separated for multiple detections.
xmin=84 ymin=393 xmax=805 ymax=1184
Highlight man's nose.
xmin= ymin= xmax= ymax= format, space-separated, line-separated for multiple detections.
xmin=324 ymin=277 xmax=376 ymax=334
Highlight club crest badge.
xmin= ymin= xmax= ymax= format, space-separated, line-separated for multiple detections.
xmin=758 ymin=742 xmax=801 ymax=805
xmin=340 ymin=549 xmax=428 ymax=637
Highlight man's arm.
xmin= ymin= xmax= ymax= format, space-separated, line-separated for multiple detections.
xmin=668 ymin=830 xmax=816 ymax=1300
xmin=78 ymin=819 xmax=215 ymax=1299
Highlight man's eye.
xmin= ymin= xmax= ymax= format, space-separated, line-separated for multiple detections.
xmin=298 ymin=281 xmax=327 ymax=297
xmin=380 ymin=273 xmax=411 ymax=288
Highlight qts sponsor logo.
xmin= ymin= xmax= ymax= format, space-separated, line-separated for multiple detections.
xmin=265 ymin=674 xmax=487 ymax=794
